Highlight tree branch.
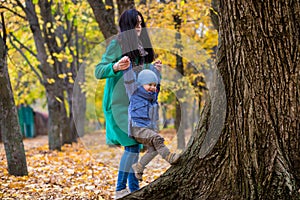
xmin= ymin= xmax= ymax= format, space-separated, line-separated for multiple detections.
xmin=0 ymin=5 xmax=26 ymax=20
xmin=56 ymin=16 xmax=74 ymax=53
xmin=8 ymin=35 xmax=43 ymax=84
xmin=0 ymin=13 xmax=7 ymax=44
xmin=9 ymin=33 xmax=37 ymax=57
xmin=14 ymin=0 xmax=26 ymax=12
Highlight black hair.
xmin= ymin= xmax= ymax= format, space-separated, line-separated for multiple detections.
xmin=118 ymin=8 xmax=154 ymax=64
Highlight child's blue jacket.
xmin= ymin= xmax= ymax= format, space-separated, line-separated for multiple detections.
xmin=128 ymin=86 xmax=159 ymax=136
xmin=123 ymin=64 xmax=161 ymax=137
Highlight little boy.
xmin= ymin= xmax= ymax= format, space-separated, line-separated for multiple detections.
xmin=127 ymin=69 xmax=180 ymax=181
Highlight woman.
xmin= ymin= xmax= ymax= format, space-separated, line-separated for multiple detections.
xmin=94 ymin=8 xmax=161 ymax=199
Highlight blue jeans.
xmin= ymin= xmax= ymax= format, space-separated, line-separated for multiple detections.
xmin=116 ymin=144 xmax=140 ymax=192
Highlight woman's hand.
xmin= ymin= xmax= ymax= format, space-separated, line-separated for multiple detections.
xmin=153 ymin=60 xmax=162 ymax=72
xmin=113 ymin=56 xmax=131 ymax=72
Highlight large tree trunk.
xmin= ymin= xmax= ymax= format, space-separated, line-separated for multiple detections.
xmin=23 ymin=0 xmax=81 ymax=149
xmin=38 ymin=0 xmax=75 ymax=145
xmin=123 ymin=0 xmax=300 ymax=199
xmin=116 ymin=0 xmax=135 ymax=17
xmin=46 ymin=86 xmax=63 ymax=151
xmin=87 ymin=0 xmax=118 ymax=40
xmin=0 ymin=27 xmax=28 ymax=176
xmin=59 ymin=90 xmax=73 ymax=145
xmin=23 ymin=0 xmax=62 ymax=150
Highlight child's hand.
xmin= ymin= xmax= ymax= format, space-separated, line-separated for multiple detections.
xmin=153 ymin=60 xmax=162 ymax=72
xmin=114 ymin=56 xmax=131 ymax=71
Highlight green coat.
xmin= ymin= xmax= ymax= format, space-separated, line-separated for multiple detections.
xmin=95 ymin=39 xmax=138 ymax=146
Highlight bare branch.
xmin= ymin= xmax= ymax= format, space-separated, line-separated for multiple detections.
xmin=8 ymin=35 xmax=43 ymax=84
xmin=0 ymin=5 xmax=26 ymax=20
xmin=14 ymin=0 xmax=26 ymax=11
xmin=56 ymin=16 xmax=75 ymax=53
xmin=9 ymin=33 xmax=37 ymax=57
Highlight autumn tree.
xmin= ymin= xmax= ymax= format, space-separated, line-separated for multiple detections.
xmin=0 ymin=13 xmax=27 ymax=176
xmin=20 ymin=0 xmax=74 ymax=149
xmin=1 ymin=0 xmax=95 ymax=150
xmin=123 ymin=0 xmax=300 ymax=199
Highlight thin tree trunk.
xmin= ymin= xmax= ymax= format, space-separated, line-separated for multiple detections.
xmin=71 ymin=64 xmax=86 ymax=138
xmin=0 ymin=28 xmax=28 ymax=176
xmin=66 ymin=22 xmax=85 ymax=140
xmin=174 ymin=25 xmax=186 ymax=149
xmin=124 ymin=0 xmax=300 ymax=199
xmin=161 ymin=103 xmax=168 ymax=128
xmin=210 ymin=0 xmax=219 ymax=30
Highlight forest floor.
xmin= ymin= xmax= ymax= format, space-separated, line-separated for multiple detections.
xmin=0 ymin=129 xmax=183 ymax=200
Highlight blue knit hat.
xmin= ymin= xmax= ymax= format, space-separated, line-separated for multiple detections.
xmin=137 ymin=69 xmax=158 ymax=85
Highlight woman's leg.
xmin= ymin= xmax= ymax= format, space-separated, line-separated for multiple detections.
xmin=116 ymin=144 xmax=140 ymax=192
xmin=127 ymin=144 xmax=140 ymax=192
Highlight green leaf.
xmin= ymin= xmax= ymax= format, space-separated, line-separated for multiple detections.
xmin=73 ymin=18 xmax=78 ymax=27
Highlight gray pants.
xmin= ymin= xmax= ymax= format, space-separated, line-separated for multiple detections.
xmin=131 ymin=127 xmax=170 ymax=167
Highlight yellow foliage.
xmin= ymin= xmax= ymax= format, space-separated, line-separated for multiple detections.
xmin=55 ymin=96 xmax=62 ymax=103
xmin=46 ymin=22 xmax=52 ymax=28
xmin=105 ymin=5 xmax=113 ymax=10
xmin=68 ymin=76 xmax=74 ymax=83
xmin=47 ymin=78 xmax=55 ymax=84
xmin=58 ymin=73 xmax=67 ymax=79
xmin=47 ymin=57 xmax=54 ymax=65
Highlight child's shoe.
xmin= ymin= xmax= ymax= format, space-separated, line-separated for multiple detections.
xmin=165 ymin=152 xmax=180 ymax=165
xmin=132 ymin=162 xmax=144 ymax=181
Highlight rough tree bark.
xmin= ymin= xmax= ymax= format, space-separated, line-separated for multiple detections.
xmin=123 ymin=0 xmax=300 ymax=199
xmin=0 ymin=16 xmax=28 ymax=176
xmin=87 ymin=0 xmax=118 ymax=40
xmin=116 ymin=0 xmax=135 ymax=17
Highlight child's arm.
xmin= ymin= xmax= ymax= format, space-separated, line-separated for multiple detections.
xmin=123 ymin=64 xmax=138 ymax=99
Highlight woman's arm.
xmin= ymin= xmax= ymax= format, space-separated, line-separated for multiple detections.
xmin=94 ymin=40 xmax=122 ymax=79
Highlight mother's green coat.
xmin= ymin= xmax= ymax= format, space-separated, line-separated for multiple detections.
xmin=95 ymin=39 xmax=138 ymax=146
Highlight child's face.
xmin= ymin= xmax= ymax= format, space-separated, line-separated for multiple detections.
xmin=143 ymin=82 xmax=157 ymax=92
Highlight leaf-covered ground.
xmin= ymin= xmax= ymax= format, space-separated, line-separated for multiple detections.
xmin=0 ymin=129 xmax=179 ymax=199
